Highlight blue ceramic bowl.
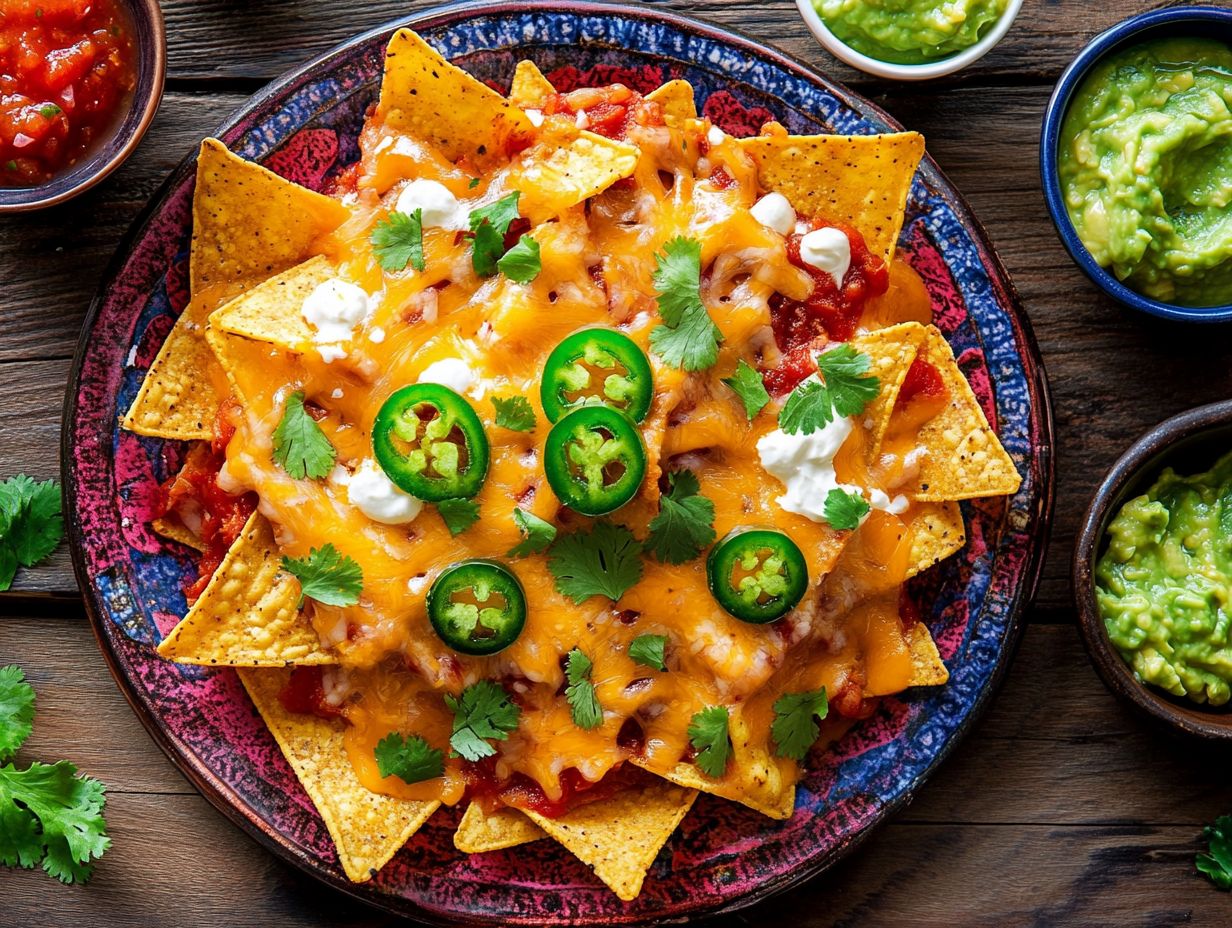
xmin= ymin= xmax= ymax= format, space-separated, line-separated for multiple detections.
xmin=1040 ymin=6 xmax=1232 ymax=323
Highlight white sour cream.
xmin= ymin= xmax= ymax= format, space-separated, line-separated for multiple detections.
xmin=395 ymin=178 xmax=468 ymax=230
xmin=799 ymin=227 xmax=851 ymax=286
xmin=869 ymin=488 xmax=909 ymax=515
xmin=419 ymin=357 xmax=476 ymax=395
xmin=525 ymin=108 xmax=545 ymax=127
xmin=750 ymin=192 xmax=796 ymax=236
xmin=301 ymin=278 xmax=370 ymax=347
xmin=347 ymin=459 xmax=423 ymax=525
xmin=757 ymin=416 xmax=854 ymax=523
xmin=707 ymin=125 xmax=727 ymax=147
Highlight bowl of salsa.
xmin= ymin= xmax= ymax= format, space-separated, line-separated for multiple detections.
xmin=1074 ymin=399 xmax=1232 ymax=742
xmin=0 ymin=0 xmax=164 ymax=212
xmin=1041 ymin=6 xmax=1232 ymax=322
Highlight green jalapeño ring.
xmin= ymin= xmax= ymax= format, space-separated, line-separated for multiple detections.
xmin=427 ymin=559 xmax=527 ymax=656
xmin=544 ymin=405 xmax=646 ymax=516
xmin=707 ymin=528 xmax=808 ymax=624
xmin=540 ymin=328 xmax=653 ymax=424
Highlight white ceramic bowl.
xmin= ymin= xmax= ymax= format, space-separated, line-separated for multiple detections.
xmin=794 ymin=0 xmax=1024 ymax=80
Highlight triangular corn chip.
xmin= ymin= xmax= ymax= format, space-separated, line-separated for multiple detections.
xmin=520 ymin=779 xmax=696 ymax=901
xmin=209 ymin=255 xmax=334 ymax=353
xmin=509 ymin=59 xmax=555 ymax=107
xmin=738 ymin=132 xmax=924 ymax=262
xmin=152 ymin=516 xmax=204 ymax=552
xmin=237 ymin=667 xmax=439 ymax=882
xmin=512 ymin=126 xmax=639 ymax=221
xmin=158 ymin=512 xmax=333 ymax=666
xmin=641 ymin=760 xmax=796 ymax=820
xmin=646 ymin=79 xmax=697 ymax=121
xmin=454 ymin=802 xmax=544 ymax=853
xmin=905 ymin=501 xmax=965 ymax=578
xmin=378 ymin=29 xmax=532 ymax=165
xmin=907 ymin=622 xmax=950 ymax=686
xmin=850 ymin=321 xmax=927 ymax=456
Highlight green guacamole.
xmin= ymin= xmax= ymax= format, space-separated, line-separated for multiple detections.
xmin=1096 ymin=451 xmax=1232 ymax=707
xmin=1059 ymin=38 xmax=1232 ymax=307
xmin=813 ymin=0 xmax=1007 ymax=65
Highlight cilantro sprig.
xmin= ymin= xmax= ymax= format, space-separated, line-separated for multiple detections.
xmin=469 ymin=192 xmax=521 ymax=276
xmin=648 ymin=237 xmax=723 ymax=372
xmin=1199 ymin=815 xmax=1232 ymax=890
xmin=547 ymin=521 xmax=643 ymax=603
xmin=374 ymin=733 xmax=444 ymax=784
xmin=0 ymin=476 xmax=63 ymax=592
xmin=497 ymin=234 xmax=541 ymax=284
xmin=723 ymin=359 xmax=770 ymax=420
xmin=823 ymin=488 xmax=870 ymax=531
xmin=770 ymin=688 xmax=829 ymax=761
xmin=628 ymin=634 xmax=668 ymax=672
xmin=0 ymin=666 xmax=111 ymax=884
xmin=492 ymin=396 xmax=536 ymax=432
xmin=272 ymin=391 xmax=337 ymax=480
xmin=687 ymin=705 xmax=731 ymax=778
xmin=444 ymin=680 xmax=521 ymax=762
xmin=565 ymin=649 xmax=603 ymax=730
xmin=778 ymin=344 xmax=880 ymax=436
xmin=437 ymin=498 xmax=480 ymax=536
xmin=644 ymin=470 xmax=715 ymax=565
xmin=280 ymin=544 xmax=363 ymax=607
xmin=371 ymin=209 xmax=426 ymax=273
xmin=507 ymin=508 xmax=556 ymax=558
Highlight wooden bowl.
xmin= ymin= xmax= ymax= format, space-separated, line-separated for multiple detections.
xmin=1073 ymin=399 xmax=1232 ymax=741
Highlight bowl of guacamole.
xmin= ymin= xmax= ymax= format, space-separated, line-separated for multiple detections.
xmin=1075 ymin=399 xmax=1232 ymax=742
xmin=1043 ymin=7 xmax=1232 ymax=321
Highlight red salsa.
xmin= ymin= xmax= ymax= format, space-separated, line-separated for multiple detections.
xmin=464 ymin=757 xmax=647 ymax=819
xmin=541 ymin=84 xmax=663 ymax=141
xmin=279 ymin=667 xmax=344 ymax=720
xmin=0 ymin=0 xmax=136 ymax=187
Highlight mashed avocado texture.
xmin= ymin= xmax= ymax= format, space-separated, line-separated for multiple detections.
xmin=813 ymin=0 xmax=1007 ymax=65
xmin=1059 ymin=38 xmax=1232 ymax=307
xmin=1096 ymin=451 xmax=1232 ymax=707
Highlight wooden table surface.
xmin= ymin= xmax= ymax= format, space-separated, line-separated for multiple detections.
xmin=4 ymin=1 xmax=1232 ymax=924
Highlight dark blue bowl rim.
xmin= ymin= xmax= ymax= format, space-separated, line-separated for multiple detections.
xmin=1039 ymin=5 xmax=1232 ymax=323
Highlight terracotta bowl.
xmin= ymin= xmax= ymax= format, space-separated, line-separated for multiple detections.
xmin=0 ymin=0 xmax=165 ymax=213
xmin=1073 ymin=399 xmax=1232 ymax=742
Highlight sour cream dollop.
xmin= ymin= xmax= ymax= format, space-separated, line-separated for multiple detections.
xmin=347 ymin=459 xmax=423 ymax=525
xmin=750 ymin=192 xmax=797 ymax=236
xmin=799 ymin=227 xmax=851 ymax=287
xmin=419 ymin=357 xmax=476 ymax=395
xmin=301 ymin=278 xmax=370 ymax=343
xmin=395 ymin=178 xmax=468 ymax=230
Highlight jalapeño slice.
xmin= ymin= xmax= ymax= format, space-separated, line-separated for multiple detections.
xmin=427 ymin=559 xmax=527 ymax=656
xmin=544 ymin=405 xmax=647 ymax=516
xmin=707 ymin=528 xmax=808 ymax=624
xmin=540 ymin=328 xmax=653 ymax=424
xmin=372 ymin=383 xmax=490 ymax=502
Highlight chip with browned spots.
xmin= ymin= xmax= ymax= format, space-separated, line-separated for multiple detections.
xmin=454 ymin=801 xmax=545 ymax=853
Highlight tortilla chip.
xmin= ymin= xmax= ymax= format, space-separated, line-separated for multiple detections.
xmin=514 ymin=126 xmax=639 ymax=220
xmin=646 ymin=79 xmax=697 ymax=121
xmin=509 ymin=60 xmax=555 ymax=108
xmin=157 ymin=512 xmax=334 ymax=666
xmin=520 ymin=780 xmax=696 ymax=901
xmin=907 ymin=622 xmax=949 ymax=686
xmin=738 ymin=132 xmax=924 ymax=262
xmin=238 ymin=667 xmax=439 ymax=882
xmin=121 ymin=296 xmax=222 ymax=440
xmin=378 ymin=29 xmax=532 ymax=165
xmin=909 ymin=327 xmax=1021 ymax=501
xmin=850 ymin=321 xmax=927 ymax=455
xmin=209 ymin=255 xmax=334 ymax=353
xmin=191 ymin=138 xmax=347 ymax=296
xmin=905 ymin=501 xmax=965 ymax=578
xmin=152 ymin=516 xmax=204 ymax=552
xmin=643 ymin=760 xmax=796 ymax=820
xmin=454 ymin=802 xmax=545 ymax=853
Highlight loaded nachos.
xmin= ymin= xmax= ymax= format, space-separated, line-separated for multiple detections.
xmin=123 ymin=28 xmax=1021 ymax=900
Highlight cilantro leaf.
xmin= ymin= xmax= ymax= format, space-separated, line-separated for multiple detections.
xmin=628 ymin=634 xmax=668 ymax=672
xmin=371 ymin=209 xmax=426 ymax=273
xmin=823 ymin=488 xmax=870 ymax=531
xmin=444 ymin=680 xmax=521 ymax=762
xmin=468 ymin=177 xmax=481 ymax=189
xmin=437 ymin=498 xmax=480 ymax=536
xmin=547 ymin=521 xmax=644 ymax=603
xmin=0 ymin=666 xmax=35 ymax=761
xmin=723 ymin=359 xmax=770 ymax=420
xmin=778 ymin=345 xmax=880 ymax=436
xmin=492 ymin=396 xmax=536 ymax=432
xmin=644 ymin=470 xmax=715 ymax=565
xmin=648 ymin=237 xmax=722 ymax=371
xmin=564 ymin=649 xmax=603 ymax=729
xmin=507 ymin=508 xmax=556 ymax=558
xmin=280 ymin=544 xmax=363 ymax=607
xmin=39 ymin=104 xmax=61 ymax=119
xmin=497 ymin=234 xmax=541 ymax=284
xmin=687 ymin=706 xmax=731 ymax=778
xmin=1199 ymin=815 xmax=1232 ymax=891
xmin=777 ymin=375 xmax=831 ymax=436
xmin=0 ymin=476 xmax=63 ymax=590
xmin=374 ymin=733 xmax=444 ymax=784
xmin=272 ymin=391 xmax=337 ymax=480
xmin=771 ymin=688 xmax=828 ymax=761
xmin=469 ymin=192 xmax=521 ymax=276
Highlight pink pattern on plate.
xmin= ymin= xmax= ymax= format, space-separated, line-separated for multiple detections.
xmin=703 ymin=90 xmax=775 ymax=138
xmin=114 ymin=431 xmax=164 ymax=555
xmin=902 ymin=223 xmax=968 ymax=333
xmin=264 ymin=129 xmax=340 ymax=190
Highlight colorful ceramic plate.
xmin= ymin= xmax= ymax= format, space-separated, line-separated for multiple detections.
xmin=63 ymin=3 xmax=1053 ymax=923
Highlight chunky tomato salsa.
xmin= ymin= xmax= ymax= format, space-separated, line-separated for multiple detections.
xmin=0 ymin=0 xmax=136 ymax=187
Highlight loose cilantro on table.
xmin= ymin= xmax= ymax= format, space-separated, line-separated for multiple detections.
xmin=0 ymin=666 xmax=110 ymax=884
xmin=628 ymin=634 xmax=668 ymax=672
xmin=436 ymin=498 xmax=480 ymax=536
xmin=644 ymin=470 xmax=715 ymax=565
xmin=770 ymin=688 xmax=829 ymax=761
xmin=687 ymin=705 xmax=731 ymax=778
xmin=823 ymin=488 xmax=870 ymax=531
xmin=444 ymin=680 xmax=521 ymax=762
xmin=0 ymin=475 xmax=63 ymax=593
xmin=469 ymin=191 xmax=522 ymax=276
xmin=371 ymin=209 xmax=426 ymax=273
xmin=507 ymin=508 xmax=556 ymax=558
xmin=778 ymin=344 xmax=880 ymax=436
xmin=565 ymin=649 xmax=603 ymax=730
xmin=648 ymin=237 xmax=723 ymax=372
xmin=492 ymin=395 xmax=536 ymax=432
xmin=374 ymin=733 xmax=444 ymax=784
xmin=1198 ymin=815 xmax=1232 ymax=890
xmin=547 ymin=521 xmax=643 ymax=603
xmin=723 ymin=359 xmax=771 ymax=420
xmin=497 ymin=234 xmax=541 ymax=284
xmin=280 ymin=543 xmax=363 ymax=607
xmin=272 ymin=391 xmax=336 ymax=480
